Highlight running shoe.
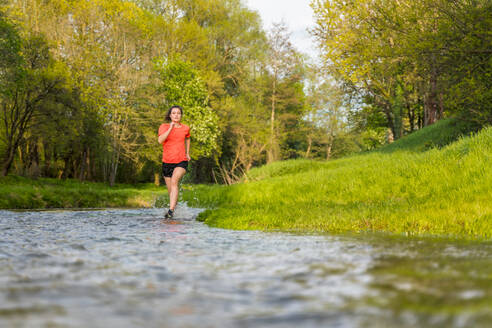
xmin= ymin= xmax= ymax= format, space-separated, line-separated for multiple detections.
xmin=164 ymin=209 xmax=174 ymax=219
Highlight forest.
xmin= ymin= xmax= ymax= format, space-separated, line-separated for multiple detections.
xmin=1 ymin=0 xmax=490 ymax=185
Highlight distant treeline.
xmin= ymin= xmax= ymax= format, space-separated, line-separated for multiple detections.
xmin=0 ymin=0 xmax=490 ymax=185
xmin=311 ymin=0 xmax=491 ymax=138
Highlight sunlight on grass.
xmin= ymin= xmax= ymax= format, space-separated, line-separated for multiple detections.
xmin=184 ymin=123 xmax=492 ymax=240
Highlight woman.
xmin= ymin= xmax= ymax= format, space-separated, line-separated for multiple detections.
xmin=158 ymin=105 xmax=191 ymax=219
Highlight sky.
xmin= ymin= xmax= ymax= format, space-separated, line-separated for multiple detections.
xmin=245 ymin=0 xmax=319 ymax=59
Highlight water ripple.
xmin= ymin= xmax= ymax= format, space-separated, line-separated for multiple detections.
xmin=1 ymin=206 xmax=491 ymax=327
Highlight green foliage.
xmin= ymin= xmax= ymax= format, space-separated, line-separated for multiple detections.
xmin=312 ymin=0 xmax=492 ymax=136
xmin=0 ymin=0 xmax=309 ymax=184
xmin=0 ymin=12 xmax=22 ymax=94
xmin=348 ymin=104 xmax=388 ymax=149
xmin=435 ymin=0 xmax=492 ymax=125
xmin=154 ymin=58 xmax=220 ymax=159
xmin=2 ymin=0 xmax=488 ymax=187
xmin=0 ymin=22 xmax=77 ymax=176
xmin=184 ymin=123 xmax=492 ymax=239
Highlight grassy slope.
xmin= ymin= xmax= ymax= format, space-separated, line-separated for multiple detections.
xmin=184 ymin=119 xmax=492 ymax=239
xmin=0 ymin=175 xmax=169 ymax=209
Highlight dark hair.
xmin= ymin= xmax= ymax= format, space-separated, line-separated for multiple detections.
xmin=165 ymin=105 xmax=183 ymax=122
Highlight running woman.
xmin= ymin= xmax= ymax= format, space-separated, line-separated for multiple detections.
xmin=158 ymin=106 xmax=191 ymax=219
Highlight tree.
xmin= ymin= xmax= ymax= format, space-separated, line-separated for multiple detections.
xmin=312 ymin=0 xmax=492 ymax=139
xmin=0 ymin=23 xmax=70 ymax=176
xmin=265 ymin=22 xmax=302 ymax=163
xmin=305 ymin=68 xmax=346 ymax=159
xmin=1 ymin=0 xmax=316 ymax=183
xmin=7 ymin=0 xmax=159 ymax=184
xmin=154 ymin=58 xmax=220 ymax=160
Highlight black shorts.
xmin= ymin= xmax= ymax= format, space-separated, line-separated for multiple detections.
xmin=162 ymin=161 xmax=188 ymax=178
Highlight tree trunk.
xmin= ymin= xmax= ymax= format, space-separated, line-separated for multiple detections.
xmin=326 ymin=135 xmax=333 ymax=160
xmin=438 ymin=92 xmax=444 ymax=120
xmin=79 ymin=149 xmax=87 ymax=181
xmin=268 ymin=77 xmax=277 ymax=163
xmin=109 ymin=164 xmax=117 ymax=187
xmin=18 ymin=142 xmax=26 ymax=174
xmin=103 ymin=156 xmax=109 ymax=184
xmin=109 ymin=147 xmax=120 ymax=187
xmin=29 ymin=141 xmax=40 ymax=178
xmin=87 ymin=148 xmax=93 ymax=181
xmin=43 ymin=141 xmax=51 ymax=176
xmin=109 ymin=160 xmax=118 ymax=187
xmin=305 ymin=135 xmax=312 ymax=158
xmin=407 ymin=104 xmax=415 ymax=132
xmin=73 ymin=157 xmax=79 ymax=180
xmin=1 ymin=135 xmax=23 ymax=176
xmin=382 ymin=104 xmax=396 ymax=140
xmin=1 ymin=149 xmax=16 ymax=176
xmin=417 ymin=97 xmax=424 ymax=129
xmin=62 ymin=152 xmax=73 ymax=179
xmin=425 ymin=62 xmax=439 ymax=126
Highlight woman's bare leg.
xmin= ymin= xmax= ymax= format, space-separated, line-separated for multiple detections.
xmin=164 ymin=177 xmax=171 ymax=195
xmin=169 ymin=167 xmax=186 ymax=210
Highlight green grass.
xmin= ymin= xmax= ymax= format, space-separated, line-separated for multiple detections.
xmin=0 ymin=175 xmax=169 ymax=209
xmin=184 ymin=119 xmax=492 ymax=240
xmin=378 ymin=118 xmax=477 ymax=153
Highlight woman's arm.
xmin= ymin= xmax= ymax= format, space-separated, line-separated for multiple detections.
xmin=185 ymin=137 xmax=191 ymax=160
xmin=158 ymin=123 xmax=174 ymax=144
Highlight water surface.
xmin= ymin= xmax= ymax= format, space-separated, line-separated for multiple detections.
xmin=1 ymin=207 xmax=491 ymax=327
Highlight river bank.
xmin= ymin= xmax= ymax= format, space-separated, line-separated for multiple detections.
xmin=0 ymin=175 xmax=169 ymax=209
xmin=184 ymin=120 xmax=492 ymax=240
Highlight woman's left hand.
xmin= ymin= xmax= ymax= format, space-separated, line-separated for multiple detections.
xmin=186 ymin=154 xmax=191 ymax=161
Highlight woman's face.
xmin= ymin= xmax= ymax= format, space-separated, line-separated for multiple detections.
xmin=170 ymin=108 xmax=182 ymax=122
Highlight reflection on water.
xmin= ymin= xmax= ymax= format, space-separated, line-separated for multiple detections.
xmin=0 ymin=207 xmax=491 ymax=327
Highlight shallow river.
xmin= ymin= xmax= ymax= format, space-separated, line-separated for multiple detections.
xmin=1 ymin=206 xmax=491 ymax=328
